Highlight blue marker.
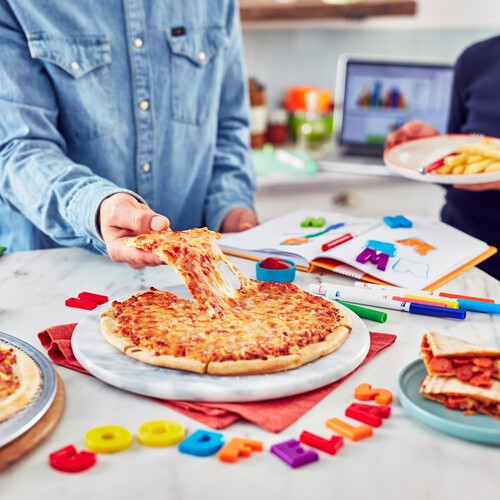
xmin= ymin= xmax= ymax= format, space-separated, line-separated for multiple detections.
xmin=456 ymin=299 xmax=500 ymax=315
xmin=408 ymin=303 xmax=467 ymax=320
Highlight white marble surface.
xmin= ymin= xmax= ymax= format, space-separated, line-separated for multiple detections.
xmin=72 ymin=286 xmax=369 ymax=402
xmin=1 ymin=247 xmax=500 ymax=500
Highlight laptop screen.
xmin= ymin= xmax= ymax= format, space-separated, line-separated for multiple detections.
xmin=336 ymin=57 xmax=454 ymax=153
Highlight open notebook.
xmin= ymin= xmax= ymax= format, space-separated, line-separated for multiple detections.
xmin=220 ymin=209 xmax=496 ymax=291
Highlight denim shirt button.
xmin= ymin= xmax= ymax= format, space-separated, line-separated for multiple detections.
xmin=142 ymin=162 xmax=151 ymax=173
xmin=139 ymin=100 xmax=149 ymax=111
xmin=70 ymin=61 xmax=80 ymax=71
xmin=133 ymin=38 xmax=143 ymax=48
xmin=197 ymin=51 xmax=206 ymax=62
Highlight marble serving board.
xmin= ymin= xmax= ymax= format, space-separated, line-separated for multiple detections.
xmin=72 ymin=284 xmax=370 ymax=402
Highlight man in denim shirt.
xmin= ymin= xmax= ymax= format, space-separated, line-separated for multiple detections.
xmin=0 ymin=1 xmax=257 ymax=268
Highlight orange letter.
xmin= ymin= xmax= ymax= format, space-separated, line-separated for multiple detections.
xmin=325 ymin=418 xmax=373 ymax=441
xmin=217 ymin=438 xmax=263 ymax=463
xmin=354 ymin=383 xmax=393 ymax=406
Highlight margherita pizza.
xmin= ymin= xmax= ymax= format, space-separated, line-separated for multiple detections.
xmin=0 ymin=342 xmax=41 ymax=422
xmin=100 ymin=228 xmax=352 ymax=376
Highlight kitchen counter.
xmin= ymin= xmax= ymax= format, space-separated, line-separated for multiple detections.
xmin=1 ymin=247 xmax=499 ymax=500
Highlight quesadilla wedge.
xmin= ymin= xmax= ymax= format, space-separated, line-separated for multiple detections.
xmin=420 ymin=374 xmax=500 ymax=420
xmin=420 ymin=331 xmax=500 ymax=388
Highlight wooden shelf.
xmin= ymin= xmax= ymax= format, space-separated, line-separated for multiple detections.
xmin=240 ymin=0 xmax=417 ymax=23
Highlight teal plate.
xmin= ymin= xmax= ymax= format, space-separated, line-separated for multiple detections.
xmin=398 ymin=359 xmax=500 ymax=445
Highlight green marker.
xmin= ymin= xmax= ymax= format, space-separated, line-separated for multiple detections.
xmin=337 ymin=300 xmax=388 ymax=323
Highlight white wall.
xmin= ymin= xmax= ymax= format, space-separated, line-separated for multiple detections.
xmin=242 ymin=1 xmax=500 ymax=108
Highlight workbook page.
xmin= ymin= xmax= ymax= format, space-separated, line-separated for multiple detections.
xmin=221 ymin=209 xmax=377 ymax=267
xmin=327 ymin=216 xmax=490 ymax=289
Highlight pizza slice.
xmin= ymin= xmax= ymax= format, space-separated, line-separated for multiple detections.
xmin=420 ymin=331 xmax=500 ymax=388
xmin=0 ymin=343 xmax=41 ymax=423
xmin=420 ymin=374 xmax=500 ymax=419
xmin=126 ymin=228 xmax=253 ymax=314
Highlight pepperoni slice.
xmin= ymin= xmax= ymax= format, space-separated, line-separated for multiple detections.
xmin=456 ymin=364 xmax=474 ymax=381
xmin=429 ymin=357 xmax=452 ymax=373
xmin=472 ymin=357 xmax=493 ymax=369
xmin=469 ymin=371 xmax=492 ymax=388
xmin=444 ymin=396 xmax=468 ymax=410
xmin=452 ymin=357 xmax=472 ymax=365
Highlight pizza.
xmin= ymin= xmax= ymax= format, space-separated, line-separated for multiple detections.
xmin=125 ymin=227 xmax=252 ymax=315
xmin=100 ymin=228 xmax=352 ymax=376
xmin=0 ymin=342 xmax=41 ymax=422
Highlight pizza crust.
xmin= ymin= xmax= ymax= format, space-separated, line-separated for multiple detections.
xmin=0 ymin=345 xmax=42 ymax=423
xmin=207 ymin=354 xmax=302 ymax=375
xmin=100 ymin=315 xmax=207 ymax=374
xmin=298 ymin=325 xmax=351 ymax=365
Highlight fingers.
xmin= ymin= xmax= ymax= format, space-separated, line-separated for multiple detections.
xmin=385 ymin=121 xmax=439 ymax=148
xmin=453 ymin=181 xmax=500 ymax=191
xmin=220 ymin=208 xmax=259 ymax=233
xmin=102 ymin=194 xmax=169 ymax=234
xmin=107 ymin=242 xmax=164 ymax=269
xmin=237 ymin=211 xmax=259 ymax=232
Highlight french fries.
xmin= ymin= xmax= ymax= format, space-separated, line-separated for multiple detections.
xmin=434 ymin=138 xmax=500 ymax=175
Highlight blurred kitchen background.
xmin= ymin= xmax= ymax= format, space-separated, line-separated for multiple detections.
xmin=238 ymin=0 xmax=500 ymax=221
xmin=242 ymin=0 xmax=498 ymax=108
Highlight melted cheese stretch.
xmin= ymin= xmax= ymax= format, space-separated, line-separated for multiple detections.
xmin=127 ymin=228 xmax=253 ymax=314
xmin=0 ymin=347 xmax=21 ymax=399
xmin=108 ymin=282 xmax=346 ymax=363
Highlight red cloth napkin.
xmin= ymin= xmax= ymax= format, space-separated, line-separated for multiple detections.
xmin=38 ymin=324 xmax=396 ymax=433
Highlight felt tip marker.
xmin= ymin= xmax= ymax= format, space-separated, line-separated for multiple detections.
xmin=454 ymin=299 xmax=500 ymax=315
xmin=321 ymin=223 xmax=379 ymax=252
xmin=309 ymin=284 xmax=466 ymax=320
xmin=354 ymin=282 xmax=495 ymax=304
xmin=321 ymin=233 xmax=354 ymax=252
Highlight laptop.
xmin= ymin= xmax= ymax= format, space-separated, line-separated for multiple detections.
xmin=319 ymin=54 xmax=454 ymax=174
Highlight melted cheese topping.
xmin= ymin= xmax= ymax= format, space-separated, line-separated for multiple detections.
xmin=127 ymin=228 xmax=253 ymax=314
xmin=0 ymin=347 xmax=21 ymax=399
xmin=106 ymin=281 xmax=347 ymax=363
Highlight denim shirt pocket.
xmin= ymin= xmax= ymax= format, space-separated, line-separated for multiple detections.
xmin=165 ymin=25 xmax=228 ymax=125
xmin=28 ymin=33 xmax=115 ymax=141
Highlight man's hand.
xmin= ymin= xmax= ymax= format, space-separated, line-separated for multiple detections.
xmin=220 ymin=207 xmax=259 ymax=233
xmin=99 ymin=193 xmax=169 ymax=269
xmin=385 ymin=120 xmax=440 ymax=148
xmin=453 ymin=180 xmax=500 ymax=191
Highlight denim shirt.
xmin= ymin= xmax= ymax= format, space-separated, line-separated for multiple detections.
xmin=0 ymin=0 xmax=256 ymax=254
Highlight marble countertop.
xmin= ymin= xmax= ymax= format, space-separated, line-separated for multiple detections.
xmin=1 ymin=247 xmax=499 ymax=500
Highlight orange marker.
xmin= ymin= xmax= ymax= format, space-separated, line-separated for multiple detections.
xmin=354 ymin=383 xmax=393 ymax=406
xmin=325 ymin=418 xmax=373 ymax=441
xmin=217 ymin=438 xmax=263 ymax=463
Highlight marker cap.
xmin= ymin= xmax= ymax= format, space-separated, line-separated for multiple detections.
xmin=337 ymin=300 xmax=388 ymax=323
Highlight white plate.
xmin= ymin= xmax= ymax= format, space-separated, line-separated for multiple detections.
xmin=384 ymin=134 xmax=500 ymax=184
xmin=72 ymin=284 xmax=370 ymax=403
